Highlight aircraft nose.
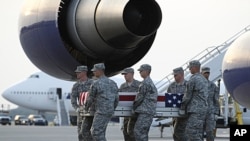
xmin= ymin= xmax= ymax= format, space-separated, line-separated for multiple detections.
xmin=2 ymin=88 xmax=12 ymax=101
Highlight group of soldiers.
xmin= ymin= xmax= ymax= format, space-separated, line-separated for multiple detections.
xmin=70 ymin=60 xmax=220 ymax=141
xmin=70 ymin=63 xmax=157 ymax=141
xmin=169 ymin=60 xmax=220 ymax=141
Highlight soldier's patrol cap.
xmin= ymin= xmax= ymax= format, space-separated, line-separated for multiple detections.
xmin=75 ymin=65 xmax=88 ymax=73
xmin=121 ymin=67 xmax=134 ymax=74
xmin=201 ymin=67 xmax=210 ymax=73
xmin=188 ymin=60 xmax=201 ymax=68
xmin=91 ymin=63 xmax=105 ymax=71
xmin=138 ymin=64 xmax=151 ymax=71
xmin=172 ymin=67 xmax=184 ymax=75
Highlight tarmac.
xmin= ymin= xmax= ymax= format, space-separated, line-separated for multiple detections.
xmin=0 ymin=123 xmax=229 ymax=141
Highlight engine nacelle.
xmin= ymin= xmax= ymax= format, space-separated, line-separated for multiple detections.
xmin=222 ymin=31 xmax=250 ymax=109
xmin=18 ymin=0 xmax=162 ymax=80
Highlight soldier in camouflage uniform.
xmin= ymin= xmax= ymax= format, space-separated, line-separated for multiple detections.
xmin=85 ymin=63 xmax=119 ymax=141
xmin=81 ymin=84 xmax=96 ymax=140
xmin=81 ymin=104 xmax=95 ymax=141
xmin=133 ymin=64 xmax=158 ymax=141
xmin=181 ymin=60 xmax=208 ymax=141
xmin=119 ymin=67 xmax=140 ymax=141
xmin=201 ymin=67 xmax=220 ymax=141
xmin=167 ymin=67 xmax=188 ymax=141
xmin=71 ymin=65 xmax=93 ymax=141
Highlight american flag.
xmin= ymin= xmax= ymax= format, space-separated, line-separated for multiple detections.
xmin=79 ymin=92 xmax=88 ymax=106
xmin=165 ymin=93 xmax=183 ymax=108
xmin=118 ymin=92 xmax=166 ymax=107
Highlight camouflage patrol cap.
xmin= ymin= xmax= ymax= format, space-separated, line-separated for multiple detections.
xmin=138 ymin=64 xmax=151 ymax=71
xmin=188 ymin=60 xmax=201 ymax=68
xmin=91 ymin=63 xmax=105 ymax=71
xmin=201 ymin=67 xmax=210 ymax=73
xmin=172 ymin=67 xmax=184 ymax=75
xmin=121 ymin=67 xmax=134 ymax=74
xmin=75 ymin=65 xmax=88 ymax=72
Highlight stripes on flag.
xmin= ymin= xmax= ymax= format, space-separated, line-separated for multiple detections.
xmin=79 ymin=92 xmax=183 ymax=108
xmin=79 ymin=92 xmax=88 ymax=106
xmin=118 ymin=92 xmax=166 ymax=107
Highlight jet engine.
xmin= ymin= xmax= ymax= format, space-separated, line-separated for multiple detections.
xmin=222 ymin=31 xmax=250 ymax=109
xmin=18 ymin=0 xmax=162 ymax=80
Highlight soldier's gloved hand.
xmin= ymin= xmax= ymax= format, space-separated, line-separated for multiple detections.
xmin=84 ymin=105 xmax=88 ymax=112
xmin=131 ymin=109 xmax=135 ymax=115
xmin=178 ymin=109 xmax=186 ymax=116
xmin=131 ymin=109 xmax=138 ymax=118
xmin=83 ymin=108 xmax=89 ymax=114
xmin=76 ymin=108 xmax=79 ymax=112
xmin=214 ymin=114 xmax=218 ymax=120
xmin=84 ymin=103 xmax=89 ymax=111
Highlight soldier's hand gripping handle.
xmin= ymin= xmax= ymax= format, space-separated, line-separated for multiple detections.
xmin=178 ymin=105 xmax=186 ymax=116
xmin=178 ymin=109 xmax=186 ymax=116
xmin=79 ymin=106 xmax=84 ymax=113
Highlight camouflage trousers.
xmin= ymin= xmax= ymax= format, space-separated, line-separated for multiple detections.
xmin=134 ymin=113 xmax=154 ymax=141
xmin=185 ymin=112 xmax=206 ymax=141
xmin=91 ymin=113 xmax=112 ymax=141
xmin=123 ymin=116 xmax=137 ymax=141
xmin=204 ymin=111 xmax=216 ymax=141
xmin=173 ymin=117 xmax=188 ymax=141
xmin=81 ymin=116 xmax=94 ymax=141
xmin=77 ymin=112 xmax=83 ymax=141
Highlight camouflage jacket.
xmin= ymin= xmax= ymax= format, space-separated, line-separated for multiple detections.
xmin=133 ymin=76 xmax=158 ymax=115
xmin=119 ymin=79 xmax=141 ymax=92
xmin=85 ymin=76 xmax=119 ymax=115
xmin=70 ymin=79 xmax=93 ymax=110
xmin=181 ymin=73 xmax=208 ymax=113
xmin=167 ymin=80 xmax=188 ymax=94
xmin=207 ymin=80 xmax=220 ymax=115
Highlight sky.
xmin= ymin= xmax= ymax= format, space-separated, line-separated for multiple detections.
xmin=0 ymin=0 xmax=250 ymax=109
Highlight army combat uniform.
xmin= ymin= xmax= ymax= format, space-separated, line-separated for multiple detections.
xmin=71 ymin=79 xmax=93 ymax=141
xmin=167 ymin=79 xmax=188 ymax=141
xmin=85 ymin=74 xmax=119 ymax=141
xmin=119 ymin=77 xmax=140 ymax=141
xmin=181 ymin=72 xmax=208 ymax=141
xmin=202 ymin=67 xmax=220 ymax=141
xmin=133 ymin=67 xmax=158 ymax=141
xmin=204 ymin=80 xmax=219 ymax=141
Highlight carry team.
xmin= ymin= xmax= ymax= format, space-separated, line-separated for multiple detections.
xmin=71 ymin=60 xmax=220 ymax=141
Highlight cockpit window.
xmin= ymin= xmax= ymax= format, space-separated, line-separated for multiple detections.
xmin=29 ymin=74 xmax=39 ymax=78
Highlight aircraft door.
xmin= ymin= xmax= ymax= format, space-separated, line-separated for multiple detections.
xmin=48 ymin=88 xmax=62 ymax=100
xmin=56 ymin=88 xmax=62 ymax=100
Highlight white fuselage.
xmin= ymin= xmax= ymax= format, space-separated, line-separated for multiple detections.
xmin=2 ymin=72 xmax=123 ymax=116
xmin=2 ymin=72 xmax=76 ymax=115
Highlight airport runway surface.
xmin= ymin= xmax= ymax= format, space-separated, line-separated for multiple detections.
xmin=0 ymin=124 xmax=229 ymax=141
